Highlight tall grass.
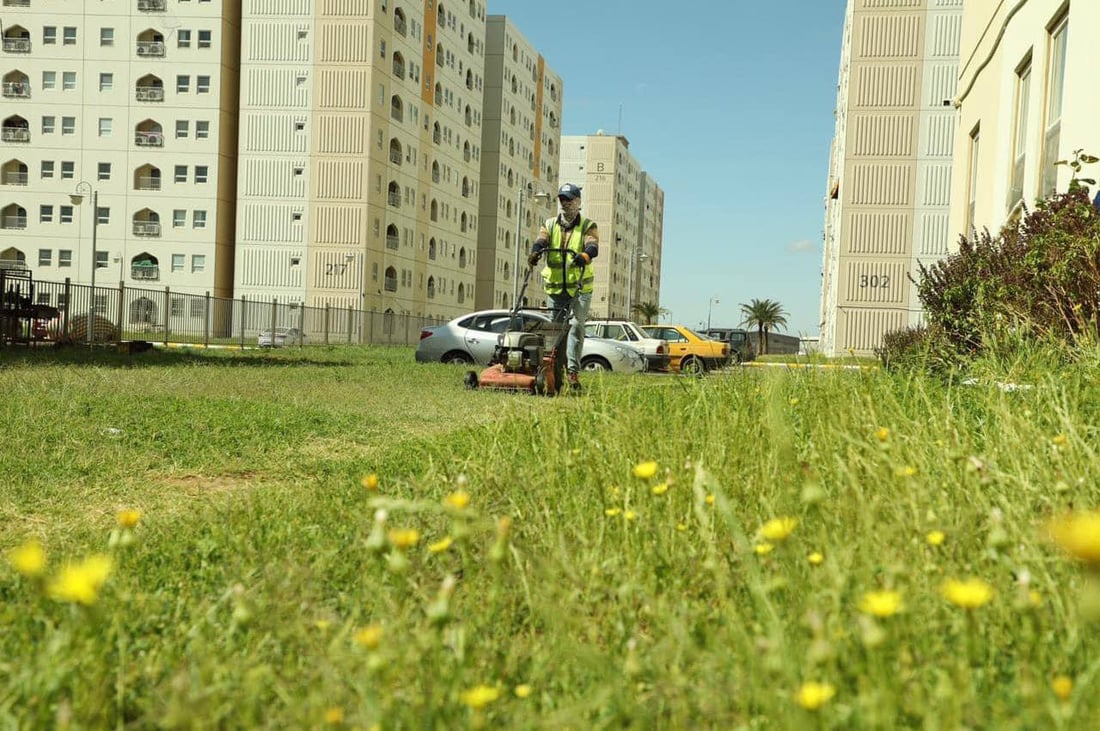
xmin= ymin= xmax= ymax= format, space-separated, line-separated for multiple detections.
xmin=1 ymin=345 xmax=1098 ymax=728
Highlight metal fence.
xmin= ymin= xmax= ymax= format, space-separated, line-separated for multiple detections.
xmin=0 ymin=269 xmax=445 ymax=348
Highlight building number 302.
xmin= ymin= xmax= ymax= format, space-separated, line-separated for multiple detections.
xmin=858 ymin=274 xmax=890 ymax=288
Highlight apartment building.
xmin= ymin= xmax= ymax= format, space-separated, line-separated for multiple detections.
xmin=558 ymin=133 xmax=663 ymax=320
xmin=819 ymin=0 xmax=963 ymax=356
xmin=474 ymin=15 xmax=561 ymax=311
xmin=950 ymin=1 xmax=1098 ymax=240
xmin=0 ymin=0 xmax=240 ymax=327
xmin=234 ymin=0 xmax=489 ymax=326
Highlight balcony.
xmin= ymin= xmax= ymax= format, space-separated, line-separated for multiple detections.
xmin=133 ymin=221 xmax=161 ymax=237
xmin=135 ymin=176 xmax=161 ymax=191
xmin=3 ymin=0 xmax=31 ymax=7
xmin=386 ymin=233 xmax=399 ymax=250
xmin=135 ymin=85 xmax=164 ymax=102
xmin=2 ymin=215 xmax=27 ymax=230
xmin=2 ymin=81 xmax=29 ymax=99
xmin=131 ymin=265 xmax=159 ymax=280
xmin=1 ymin=128 xmax=29 ymax=142
xmin=2 ymin=171 xmax=27 ymax=185
xmin=135 ymin=130 xmax=163 ymax=147
xmin=136 ymin=41 xmax=165 ymax=57
xmin=137 ymin=0 xmax=166 ymax=11
xmin=3 ymin=38 xmax=30 ymax=53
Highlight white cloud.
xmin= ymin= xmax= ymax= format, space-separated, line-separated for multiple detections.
xmin=787 ymin=239 xmax=815 ymax=254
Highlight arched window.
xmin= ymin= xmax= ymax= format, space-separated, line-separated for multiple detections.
xmin=458 ymin=247 xmax=467 ymax=267
xmin=460 ymin=213 xmax=468 ymax=233
xmin=430 ymin=199 xmax=438 ymax=222
xmin=457 ymin=282 xmax=465 ymax=304
xmin=431 ymin=160 xmax=440 ymax=183
xmin=461 ymin=176 xmax=470 ymax=198
xmin=427 ymin=275 xmax=436 ymax=298
xmin=0 ymin=204 xmax=27 ymax=230
xmin=390 ymin=95 xmax=404 ymax=122
xmin=394 ymin=8 xmax=407 ymax=36
xmin=1 ymin=159 xmax=28 ymax=186
xmin=392 ymin=51 xmax=405 ymax=79
xmin=463 ymin=141 xmax=471 ymax=162
xmin=134 ymin=163 xmax=161 ymax=191
xmin=434 ymin=82 xmax=443 ymax=106
xmin=387 ymin=181 xmax=401 ymax=207
xmin=384 ymin=266 xmax=398 ymax=292
xmin=433 ymin=122 xmax=441 ymax=144
xmin=436 ymin=43 xmax=445 ymax=67
xmin=428 ymin=238 xmax=437 ymax=260
xmin=385 ymin=223 xmax=399 ymax=250
xmin=467 ymin=32 xmax=475 ymax=54
xmin=389 ymin=138 xmax=402 ymax=165
xmin=465 ymin=69 xmax=473 ymax=90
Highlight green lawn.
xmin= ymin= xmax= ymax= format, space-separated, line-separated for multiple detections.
xmin=1 ymin=345 xmax=1098 ymax=728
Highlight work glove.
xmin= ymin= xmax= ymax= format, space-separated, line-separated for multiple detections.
xmin=527 ymin=249 xmax=543 ymax=267
xmin=571 ymin=251 xmax=590 ymax=267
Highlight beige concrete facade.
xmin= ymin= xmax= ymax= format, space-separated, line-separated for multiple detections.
xmin=475 ymin=16 xmax=561 ymax=310
xmin=949 ymin=0 xmax=1095 ymax=240
xmin=819 ymin=0 xmax=963 ymax=356
xmin=558 ymin=133 xmax=663 ymax=320
xmin=0 ymin=0 xmax=240 ymax=325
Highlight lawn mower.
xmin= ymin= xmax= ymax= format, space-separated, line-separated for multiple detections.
xmin=464 ymin=248 xmax=582 ymax=396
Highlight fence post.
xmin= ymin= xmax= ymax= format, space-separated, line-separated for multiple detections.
xmin=270 ymin=297 xmax=278 ymax=348
xmin=346 ymin=306 xmax=353 ymax=344
xmin=297 ymin=302 xmax=305 ymax=349
xmin=324 ymin=304 xmax=330 ymax=345
xmin=163 ymin=286 xmax=170 ymax=346
xmin=116 ymin=280 xmax=125 ymax=343
xmin=62 ymin=277 xmax=71 ymax=337
xmin=240 ymin=294 xmax=247 ymax=349
xmin=203 ymin=292 xmax=211 ymax=347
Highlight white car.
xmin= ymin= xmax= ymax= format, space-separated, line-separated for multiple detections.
xmin=584 ymin=320 xmax=671 ymax=372
xmin=257 ymin=327 xmax=307 ymax=347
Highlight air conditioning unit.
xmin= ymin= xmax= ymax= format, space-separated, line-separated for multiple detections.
xmin=137 ymin=46 xmax=150 ymax=56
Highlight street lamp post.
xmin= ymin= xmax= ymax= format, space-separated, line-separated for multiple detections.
xmin=346 ymin=252 xmax=365 ymax=343
xmin=512 ymin=186 xmax=550 ymax=308
xmin=706 ymin=296 xmax=720 ymax=331
xmin=624 ymin=240 xmax=649 ymax=320
xmin=71 ymin=182 xmax=98 ymax=344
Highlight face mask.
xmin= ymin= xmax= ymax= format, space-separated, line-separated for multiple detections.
xmin=560 ymin=199 xmax=581 ymax=222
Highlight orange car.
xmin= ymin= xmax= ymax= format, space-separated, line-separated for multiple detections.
xmin=641 ymin=325 xmax=729 ymax=374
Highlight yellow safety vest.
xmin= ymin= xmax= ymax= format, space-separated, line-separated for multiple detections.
xmin=542 ymin=216 xmax=596 ymax=295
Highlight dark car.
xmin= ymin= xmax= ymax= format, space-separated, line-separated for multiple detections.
xmin=703 ymin=328 xmax=755 ymax=363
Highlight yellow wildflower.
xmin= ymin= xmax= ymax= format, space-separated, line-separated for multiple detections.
xmin=314 ymin=619 xmax=332 ymax=632
xmin=651 ymin=482 xmax=669 ymax=496
xmin=460 ymin=684 xmax=501 ymax=710
xmin=7 ymin=540 xmax=47 ymax=578
xmin=1051 ymin=675 xmax=1073 ymax=701
xmin=116 ymin=510 xmax=141 ymax=529
xmin=755 ymin=543 xmax=774 ymax=556
xmin=926 ymin=530 xmax=946 ymax=547
xmin=323 ymin=707 xmax=345 ymax=724
xmin=353 ymin=623 xmax=383 ymax=650
xmin=858 ymin=590 xmax=903 ymax=618
xmin=1052 ymin=433 xmax=1068 ymax=447
xmin=1028 ymin=590 xmax=1042 ymax=607
xmin=632 ymin=461 xmax=658 ymax=480
xmin=444 ymin=490 xmax=471 ymax=511
xmin=387 ymin=529 xmax=420 ymax=550
xmin=47 ymin=554 xmax=113 ymax=606
xmin=705 ymin=494 xmax=715 ymax=506
xmin=624 ymin=510 xmax=638 ymax=522
xmin=760 ymin=517 xmax=798 ymax=542
xmin=942 ymin=578 xmax=994 ymax=609
xmin=514 ymin=684 xmax=532 ymax=699
xmin=676 ymin=523 xmax=688 ymax=532
xmin=796 ymin=681 xmax=836 ymax=710
xmin=428 ymin=536 xmax=453 ymax=554
xmin=604 ymin=508 xmax=622 ymax=517
xmin=807 ymin=552 xmax=824 ymax=566
xmin=895 ymin=465 xmax=917 ymax=478
xmin=789 ymin=398 xmax=800 ymax=406
xmin=874 ymin=427 xmax=890 ymax=442
xmin=361 ymin=473 xmax=379 ymax=491
xmin=1047 ymin=511 xmax=1100 ymax=565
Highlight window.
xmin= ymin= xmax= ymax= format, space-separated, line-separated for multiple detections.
xmin=171 ymin=254 xmax=185 ymax=272
xmin=59 ymin=205 xmax=74 ymax=224
xmin=1041 ymin=17 xmax=1068 ymax=197
xmin=175 ymin=120 xmax=189 ymax=138
xmin=41 ymin=161 xmax=54 ymax=179
xmin=98 ymin=118 xmax=112 ymax=137
xmin=42 ymin=71 xmax=55 ymax=90
xmin=43 ymin=27 xmax=57 ymax=45
xmin=99 ymin=73 xmax=113 ymax=91
xmin=38 ymin=249 xmax=52 ymax=266
xmin=62 ymin=72 xmax=77 ymax=91
xmin=195 ymin=165 xmax=208 ymax=183
xmin=63 ymin=27 xmax=77 ymax=45
xmin=59 ymin=250 xmax=72 ymax=268
xmin=1009 ymin=59 xmax=1031 ymax=210
xmin=96 ymin=207 xmax=109 ymax=225
xmin=41 ymin=116 xmax=55 ymax=134
xmin=97 ymin=162 xmax=111 ymax=181
xmin=190 ymin=299 xmax=204 ymax=318
xmin=192 ymin=210 xmax=207 ymax=229
xmin=178 ymin=30 xmax=191 ymax=48
xmin=100 ymin=28 xmax=114 ymax=47
xmin=173 ymin=209 xmax=186 ymax=227
xmin=170 ymin=298 xmax=184 ymax=317
xmin=966 ymin=125 xmax=980 ymax=237
xmin=61 ymin=117 xmax=75 ymax=135
xmin=174 ymin=165 xmax=187 ymax=183
xmin=95 ymin=251 xmax=109 ymax=269
xmin=195 ymin=121 xmax=210 ymax=138
xmin=191 ymin=255 xmax=206 ymax=273
xmin=177 ymin=75 xmax=190 ymax=93
xmin=39 ymin=205 xmax=53 ymax=223
xmin=60 ymin=161 xmax=74 ymax=179
xmin=198 ymin=30 xmax=212 ymax=48
xmin=196 ymin=75 xmax=210 ymax=93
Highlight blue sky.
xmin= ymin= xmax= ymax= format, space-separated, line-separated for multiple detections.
xmin=488 ymin=1 xmax=846 ymax=336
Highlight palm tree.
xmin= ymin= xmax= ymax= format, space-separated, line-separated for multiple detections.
xmin=739 ymin=298 xmax=788 ymax=355
xmin=632 ymin=301 xmax=668 ymax=325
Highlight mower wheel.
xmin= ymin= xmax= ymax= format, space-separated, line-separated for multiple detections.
xmin=463 ymin=370 xmax=479 ymax=390
xmin=534 ymin=366 xmax=549 ymax=396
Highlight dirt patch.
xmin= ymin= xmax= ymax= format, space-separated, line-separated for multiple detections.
xmin=155 ymin=471 xmax=262 ymax=497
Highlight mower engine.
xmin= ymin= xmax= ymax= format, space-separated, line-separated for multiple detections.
xmin=492 ymin=331 xmax=544 ymax=373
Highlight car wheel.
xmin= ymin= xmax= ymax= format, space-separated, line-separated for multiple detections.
xmin=463 ymin=370 xmax=479 ymax=390
xmin=441 ymin=351 xmax=474 ymax=365
xmin=680 ymin=356 xmax=706 ymax=376
xmin=581 ymin=356 xmax=611 ymax=372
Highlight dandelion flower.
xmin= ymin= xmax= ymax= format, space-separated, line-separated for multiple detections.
xmin=1052 ymin=434 xmax=1068 ymax=447
xmin=387 ymin=529 xmax=420 ymax=550
xmin=314 ymin=619 xmax=332 ymax=632
xmin=926 ymin=530 xmax=946 ymax=547
xmin=323 ymin=707 xmax=345 ymax=724
xmin=1028 ymin=590 xmax=1042 ymax=607
xmin=632 ymin=461 xmax=658 ymax=480
xmin=47 ymin=554 xmax=113 ymax=606
xmin=428 ymin=536 xmax=453 ymax=554
xmin=874 ymin=427 xmax=890 ymax=442
xmin=361 ymin=473 xmax=379 ymax=491
xmin=651 ymin=482 xmax=669 ymax=496
xmin=796 ymin=681 xmax=836 ymax=710
xmin=604 ymin=508 xmax=622 ymax=517
xmin=624 ymin=510 xmax=638 ymax=522
xmin=705 ymin=494 xmax=715 ymax=506
xmin=858 ymin=590 xmax=903 ymax=618
xmin=807 ymin=552 xmax=825 ymax=566
xmin=444 ymin=491 xmax=471 ymax=511
xmin=789 ymin=398 xmax=800 ymax=407
xmin=7 ymin=540 xmax=46 ymax=578
xmin=1047 ymin=511 xmax=1100 ymax=565
xmin=895 ymin=465 xmax=917 ymax=478
xmin=353 ymin=623 xmax=383 ymax=650
xmin=460 ymin=684 xmax=501 ymax=710
xmin=116 ymin=510 xmax=141 ymax=529
xmin=676 ymin=523 xmax=688 ymax=532
xmin=760 ymin=517 xmax=798 ymax=542
xmin=1051 ymin=675 xmax=1073 ymax=701
xmin=942 ymin=578 xmax=994 ymax=609
xmin=514 ymin=684 xmax=532 ymax=699
xmin=755 ymin=543 xmax=774 ymax=556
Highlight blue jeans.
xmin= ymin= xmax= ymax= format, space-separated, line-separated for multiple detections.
xmin=546 ymin=291 xmax=591 ymax=374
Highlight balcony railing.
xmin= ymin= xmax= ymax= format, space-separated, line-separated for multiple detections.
xmin=136 ymin=41 xmax=165 ymax=57
xmin=2 ymin=215 xmax=27 ymax=229
xmin=135 ymin=176 xmax=161 ymax=191
xmin=3 ymin=0 xmax=31 ymax=7
xmin=387 ymin=191 xmax=401 ymax=207
xmin=384 ymin=277 xmax=397 ymax=293
xmin=131 ymin=266 xmax=159 ymax=280
xmin=386 ymin=234 xmax=399 ymax=250
xmin=2 ymin=171 xmax=27 ymax=185
xmin=135 ymin=130 xmax=163 ymax=146
xmin=137 ymin=0 xmax=166 ymax=11
xmin=2 ymin=38 xmax=31 ymax=53
xmin=1 ymin=128 xmax=29 ymax=142
xmin=132 ymin=221 xmax=161 ymax=236
xmin=135 ymin=85 xmax=164 ymax=102
xmin=2 ymin=81 xmax=30 ymax=98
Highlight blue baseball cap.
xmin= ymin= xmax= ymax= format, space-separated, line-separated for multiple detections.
xmin=557 ymin=183 xmax=582 ymax=200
